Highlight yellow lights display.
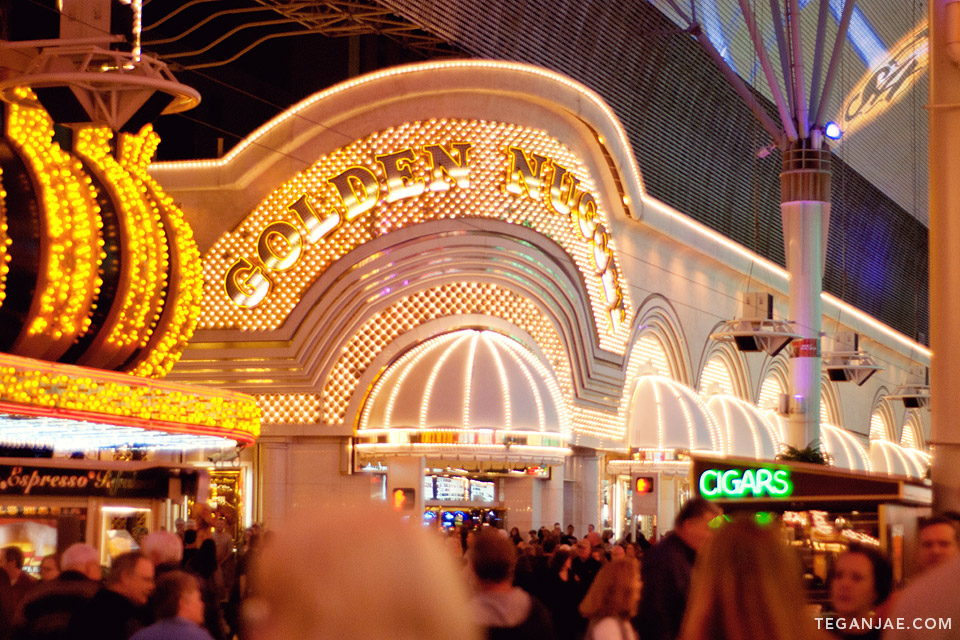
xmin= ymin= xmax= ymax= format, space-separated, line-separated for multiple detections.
xmin=0 ymin=98 xmax=202 ymax=378
xmin=6 ymin=91 xmax=104 ymax=351
xmin=253 ymin=279 xmax=629 ymax=443
xmin=118 ymin=127 xmax=203 ymax=378
xmin=0 ymin=352 xmax=259 ymax=445
xmin=75 ymin=126 xmax=169 ymax=353
xmin=0 ymin=167 xmax=8 ymax=308
xmin=203 ymin=119 xmax=630 ymax=343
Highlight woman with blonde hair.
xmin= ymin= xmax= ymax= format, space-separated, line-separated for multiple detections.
xmin=679 ymin=516 xmax=829 ymax=640
xmin=578 ymin=557 xmax=641 ymax=640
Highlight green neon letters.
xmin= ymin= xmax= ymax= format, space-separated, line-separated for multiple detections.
xmin=699 ymin=467 xmax=792 ymax=499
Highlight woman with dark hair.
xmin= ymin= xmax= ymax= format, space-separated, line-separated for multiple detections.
xmin=509 ymin=527 xmax=523 ymax=546
xmin=579 ymin=558 xmax=641 ymax=640
xmin=186 ymin=539 xmax=226 ymax=640
xmin=539 ymin=548 xmax=583 ymax=640
xmin=827 ymin=544 xmax=894 ymax=639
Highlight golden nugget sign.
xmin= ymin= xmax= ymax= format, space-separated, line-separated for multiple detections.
xmin=221 ymin=125 xmax=626 ymax=331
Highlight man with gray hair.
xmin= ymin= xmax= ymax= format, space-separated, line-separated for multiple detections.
xmin=13 ymin=544 xmax=101 ymax=640
xmin=60 ymin=543 xmax=103 ymax=581
xmin=141 ymin=531 xmax=183 ymax=575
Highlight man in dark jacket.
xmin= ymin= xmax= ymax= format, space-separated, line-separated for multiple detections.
xmin=13 ymin=543 xmax=101 ymax=640
xmin=634 ymin=498 xmax=722 ymax=640
xmin=67 ymin=551 xmax=155 ymax=640
xmin=469 ymin=530 xmax=555 ymax=640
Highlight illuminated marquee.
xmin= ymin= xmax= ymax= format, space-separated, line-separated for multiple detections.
xmin=698 ymin=467 xmax=793 ymax=499
xmin=207 ymin=119 xmax=628 ymax=335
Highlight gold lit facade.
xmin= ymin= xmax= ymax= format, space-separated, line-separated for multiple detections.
xmin=201 ymin=118 xmax=631 ymax=350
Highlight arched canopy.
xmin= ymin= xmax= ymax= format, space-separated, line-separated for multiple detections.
xmin=765 ymin=412 xmax=871 ymax=472
xmin=820 ymin=423 xmax=871 ymax=472
xmin=705 ymin=394 xmax=782 ymax=460
xmin=869 ymin=440 xmax=930 ymax=479
xmin=627 ymin=376 xmax=722 ymax=453
xmin=357 ymin=329 xmax=569 ymax=465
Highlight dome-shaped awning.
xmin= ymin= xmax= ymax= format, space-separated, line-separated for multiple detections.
xmin=705 ymin=394 xmax=782 ymax=460
xmin=357 ymin=330 xmax=569 ymax=465
xmin=626 ymin=376 xmax=722 ymax=453
xmin=764 ymin=412 xmax=871 ymax=472
xmin=869 ymin=440 xmax=930 ymax=479
xmin=820 ymin=423 xmax=872 ymax=472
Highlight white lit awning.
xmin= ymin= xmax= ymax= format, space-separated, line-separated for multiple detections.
xmin=764 ymin=412 xmax=871 ymax=472
xmin=626 ymin=376 xmax=722 ymax=453
xmin=869 ymin=440 xmax=930 ymax=479
xmin=357 ymin=330 xmax=569 ymax=464
xmin=821 ymin=423 xmax=872 ymax=472
xmin=705 ymin=394 xmax=782 ymax=460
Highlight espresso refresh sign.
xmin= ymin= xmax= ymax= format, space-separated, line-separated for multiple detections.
xmin=0 ymin=464 xmax=171 ymax=498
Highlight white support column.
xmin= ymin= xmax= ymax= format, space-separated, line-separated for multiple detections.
xmin=386 ymin=456 xmax=425 ymax=515
xmin=579 ymin=454 xmax=601 ymax=535
xmin=542 ymin=463 xmax=564 ymax=529
xmin=657 ymin=474 xmax=678 ymax=539
xmin=780 ymin=143 xmax=831 ymax=449
xmin=502 ymin=477 xmax=542 ymax=534
xmin=929 ymin=0 xmax=960 ymax=511
xmin=258 ymin=439 xmax=290 ymax=529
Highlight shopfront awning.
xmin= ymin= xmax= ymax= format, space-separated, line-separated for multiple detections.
xmin=869 ymin=439 xmax=930 ymax=479
xmin=356 ymin=330 xmax=570 ymax=465
xmin=626 ymin=376 xmax=722 ymax=453
xmin=705 ymin=394 xmax=782 ymax=460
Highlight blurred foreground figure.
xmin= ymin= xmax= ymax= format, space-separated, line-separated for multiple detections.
xmin=827 ymin=545 xmax=892 ymax=639
xmin=884 ymin=554 xmax=960 ymax=640
xmin=131 ymin=571 xmax=211 ymax=640
xmin=242 ymin=505 xmax=479 ymax=640
xmin=679 ymin=517 xmax=828 ymax=640
xmin=635 ymin=498 xmax=721 ymax=640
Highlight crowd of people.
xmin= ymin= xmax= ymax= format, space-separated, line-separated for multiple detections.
xmin=451 ymin=500 xmax=960 ymax=640
xmin=0 ymin=517 xmax=268 ymax=640
xmin=0 ymin=502 xmax=956 ymax=640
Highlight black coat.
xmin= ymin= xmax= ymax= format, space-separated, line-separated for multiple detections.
xmin=13 ymin=571 xmax=99 ymax=640
xmin=66 ymin=587 xmax=150 ymax=640
xmin=633 ymin=533 xmax=696 ymax=640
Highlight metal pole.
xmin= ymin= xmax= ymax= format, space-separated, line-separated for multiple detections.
xmin=788 ymin=0 xmax=809 ymax=138
xmin=692 ymin=25 xmax=785 ymax=146
xmin=769 ymin=0 xmax=796 ymax=118
xmin=929 ymin=0 xmax=960 ymax=512
xmin=808 ymin=0 xmax=830 ymax=126
xmin=738 ymin=0 xmax=799 ymax=140
xmin=812 ymin=0 xmax=857 ymax=128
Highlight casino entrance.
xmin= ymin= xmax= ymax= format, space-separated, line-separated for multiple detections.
xmin=352 ymin=329 xmax=570 ymax=533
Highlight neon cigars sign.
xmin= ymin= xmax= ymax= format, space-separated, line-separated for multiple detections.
xmin=224 ymin=133 xmax=627 ymax=330
xmin=698 ymin=466 xmax=793 ymax=500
